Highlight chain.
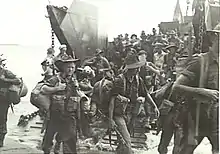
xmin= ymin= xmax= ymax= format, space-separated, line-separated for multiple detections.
xmin=198 ymin=3 xmax=205 ymax=53
xmin=17 ymin=110 xmax=39 ymax=127
xmin=51 ymin=28 xmax=55 ymax=49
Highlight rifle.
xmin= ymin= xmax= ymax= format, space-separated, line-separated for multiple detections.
xmin=97 ymin=110 xmax=129 ymax=148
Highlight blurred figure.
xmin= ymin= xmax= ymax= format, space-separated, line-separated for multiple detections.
xmin=153 ymin=43 xmax=168 ymax=70
xmin=0 ymin=56 xmax=21 ymax=147
xmin=84 ymin=49 xmax=111 ymax=83
xmin=41 ymin=47 xmax=55 ymax=80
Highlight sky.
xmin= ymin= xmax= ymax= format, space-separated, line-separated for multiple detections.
xmin=0 ymin=0 xmax=193 ymax=45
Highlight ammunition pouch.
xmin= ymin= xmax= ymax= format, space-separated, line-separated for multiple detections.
xmin=114 ymin=94 xmax=129 ymax=116
xmin=159 ymin=99 xmax=174 ymax=116
xmin=51 ymin=95 xmax=66 ymax=113
xmin=51 ymin=95 xmax=80 ymax=114
xmin=66 ymin=96 xmax=80 ymax=113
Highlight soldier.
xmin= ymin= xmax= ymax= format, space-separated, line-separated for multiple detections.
xmin=173 ymin=23 xmax=219 ymax=154
xmin=153 ymin=42 xmax=168 ymax=70
xmin=167 ymin=30 xmax=181 ymax=47
xmin=0 ymin=56 xmax=21 ymax=147
xmin=152 ymin=34 xmax=169 ymax=46
xmin=109 ymin=51 xmax=159 ymax=153
xmin=54 ymin=44 xmax=68 ymax=62
xmin=157 ymin=83 xmax=185 ymax=154
xmin=165 ymin=44 xmax=179 ymax=79
xmin=41 ymin=47 xmax=55 ymax=80
xmin=89 ymin=69 xmax=114 ymax=143
xmin=138 ymin=50 xmax=162 ymax=130
xmin=84 ymin=49 xmax=111 ymax=82
xmin=41 ymin=54 xmax=80 ymax=154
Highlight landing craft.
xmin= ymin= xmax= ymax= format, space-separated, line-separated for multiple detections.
xmin=46 ymin=1 xmax=108 ymax=61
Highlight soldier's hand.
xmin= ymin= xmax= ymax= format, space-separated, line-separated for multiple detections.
xmin=109 ymin=119 xmax=116 ymax=130
xmin=137 ymin=97 xmax=145 ymax=104
xmin=88 ymin=111 xmax=95 ymax=118
xmin=201 ymin=88 xmax=219 ymax=102
xmin=56 ymin=83 xmax=66 ymax=91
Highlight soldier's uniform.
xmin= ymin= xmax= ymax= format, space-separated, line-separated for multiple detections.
xmin=42 ymin=75 xmax=79 ymax=154
xmin=42 ymin=55 xmax=80 ymax=154
xmin=179 ymin=51 xmax=219 ymax=154
xmin=0 ymin=68 xmax=21 ymax=147
xmin=110 ymin=52 xmax=157 ymax=153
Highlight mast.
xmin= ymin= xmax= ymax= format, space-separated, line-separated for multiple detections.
xmin=186 ymin=0 xmax=190 ymax=16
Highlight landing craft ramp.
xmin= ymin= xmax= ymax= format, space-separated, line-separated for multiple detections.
xmin=47 ymin=1 xmax=107 ymax=61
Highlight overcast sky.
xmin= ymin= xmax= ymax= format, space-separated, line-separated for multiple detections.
xmin=0 ymin=0 xmax=192 ymax=45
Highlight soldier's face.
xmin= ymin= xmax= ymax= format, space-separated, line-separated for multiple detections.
xmin=138 ymin=54 xmax=146 ymax=62
xmin=63 ymin=62 xmax=76 ymax=76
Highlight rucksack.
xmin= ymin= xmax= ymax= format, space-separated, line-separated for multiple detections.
xmin=30 ymin=81 xmax=51 ymax=112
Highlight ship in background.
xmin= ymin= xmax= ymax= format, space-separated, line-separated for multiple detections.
xmin=46 ymin=0 xmax=107 ymax=61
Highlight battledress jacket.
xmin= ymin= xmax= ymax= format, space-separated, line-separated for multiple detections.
xmin=180 ymin=52 xmax=219 ymax=136
xmin=111 ymin=74 xmax=148 ymax=113
xmin=0 ymin=69 xmax=20 ymax=102
xmin=45 ymin=75 xmax=81 ymax=117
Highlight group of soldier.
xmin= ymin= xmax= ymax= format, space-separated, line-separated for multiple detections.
xmin=0 ymin=23 xmax=218 ymax=154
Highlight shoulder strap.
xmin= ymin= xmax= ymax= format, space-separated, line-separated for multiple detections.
xmin=98 ymin=78 xmax=105 ymax=103
xmin=199 ymin=53 xmax=209 ymax=88
xmin=120 ymin=74 xmax=126 ymax=95
xmin=56 ymin=74 xmax=62 ymax=84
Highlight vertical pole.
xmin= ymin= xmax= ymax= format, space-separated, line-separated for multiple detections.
xmin=187 ymin=27 xmax=193 ymax=62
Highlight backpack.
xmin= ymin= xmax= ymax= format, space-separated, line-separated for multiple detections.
xmin=30 ymin=81 xmax=51 ymax=112
xmin=7 ymin=78 xmax=28 ymax=105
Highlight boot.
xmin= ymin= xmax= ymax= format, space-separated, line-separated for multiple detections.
xmin=0 ymin=134 xmax=6 ymax=148
xmin=54 ymin=141 xmax=61 ymax=154
xmin=0 ymin=140 xmax=3 ymax=147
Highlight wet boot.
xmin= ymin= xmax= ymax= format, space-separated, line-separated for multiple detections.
xmin=54 ymin=141 xmax=61 ymax=154
xmin=143 ymin=117 xmax=151 ymax=133
xmin=0 ymin=134 xmax=6 ymax=148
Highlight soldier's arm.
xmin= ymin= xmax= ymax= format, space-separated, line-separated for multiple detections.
xmin=139 ymin=78 xmax=158 ymax=109
xmin=89 ymin=83 xmax=99 ymax=116
xmin=102 ymin=57 xmax=111 ymax=69
xmin=145 ymin=62 xmax=160 ymax=76
xmin=109 ymin=96 xmax=115 ymax=121
xmin=41 ymin=77 xmax=65 ymax=94
xmin=173 ymin=75 xmax=218 ymax=101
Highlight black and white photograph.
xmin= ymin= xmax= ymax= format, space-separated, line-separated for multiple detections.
xmin=0 ymin=0 xmax=219 ymax=153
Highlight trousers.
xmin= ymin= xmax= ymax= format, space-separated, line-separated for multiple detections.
xmin=42 ymin=111 xmax=77 ymax=154
xmin=158 ymin=112 xmax=183 ymax=154
xmin=114 ymin=115 xmax=133 ymax=154
xmin=0 ymin=100 xmax=9 ymax=145
xmin=179 ymin=105 xmax=219 ymax=154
